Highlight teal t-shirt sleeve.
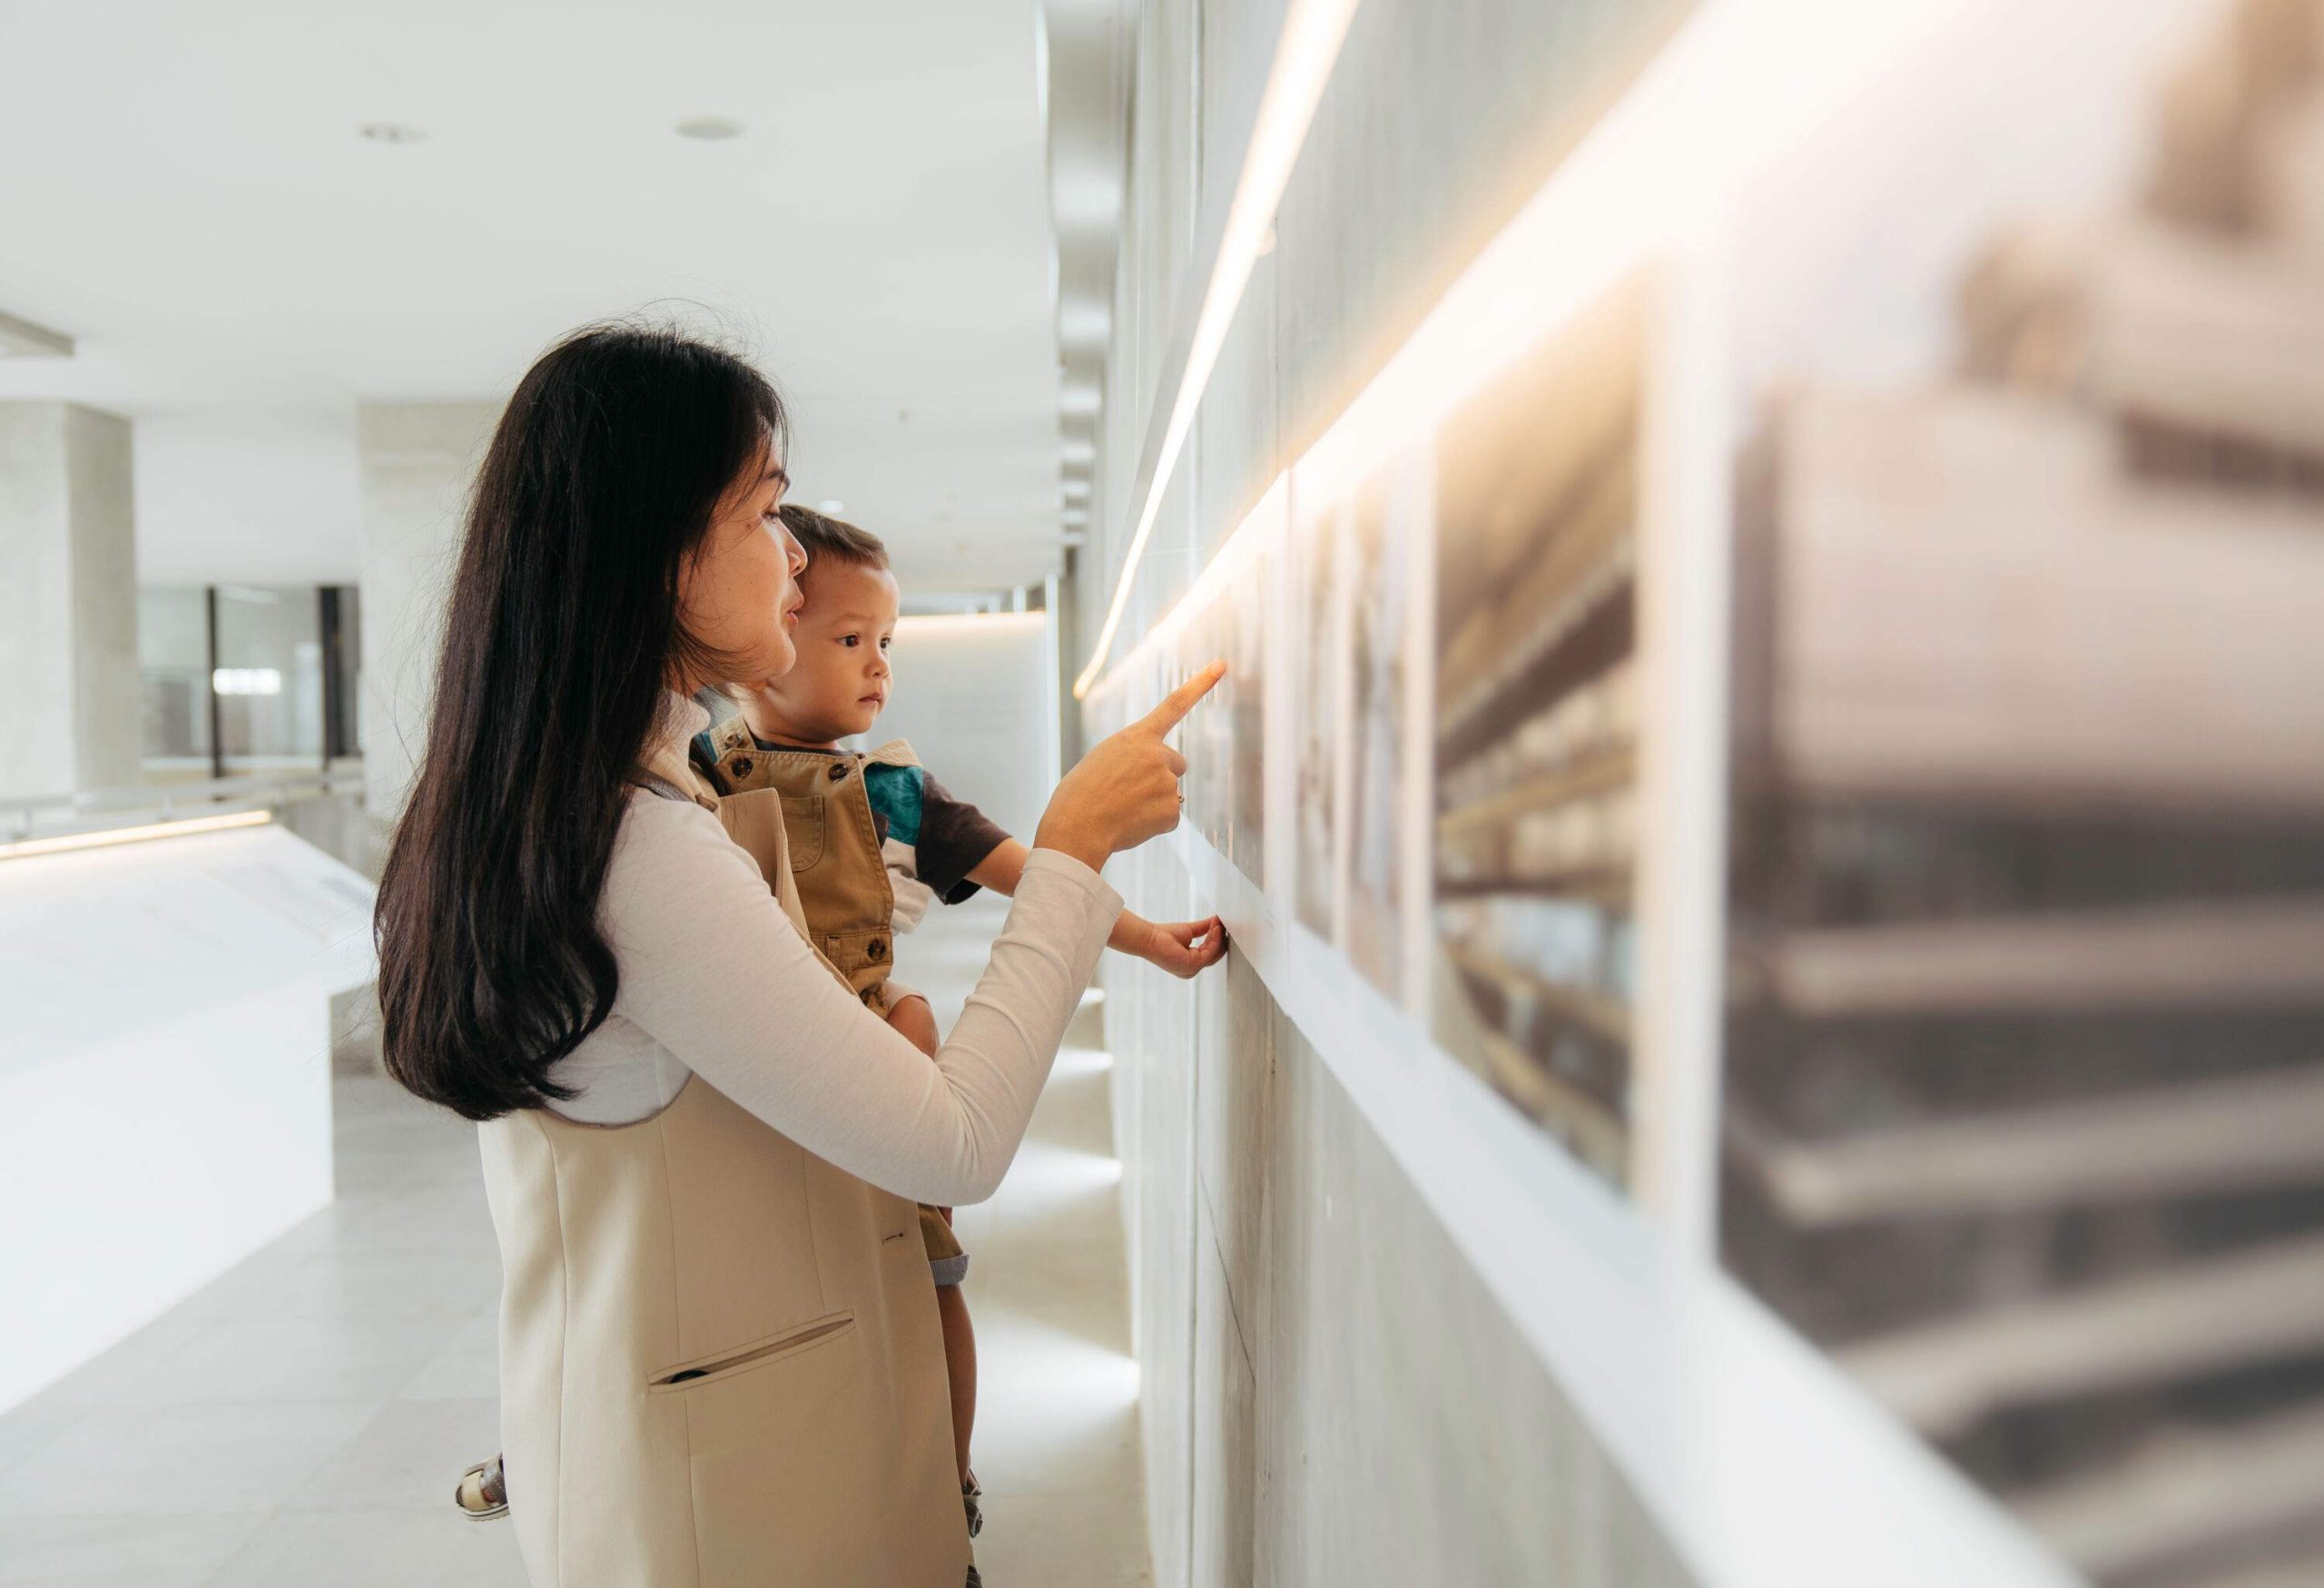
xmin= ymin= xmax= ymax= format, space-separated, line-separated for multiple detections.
xmin=863 ymin=762 xmax=926 ymax=847
xmin=866 ymin=763 xmax=1008 ymax=904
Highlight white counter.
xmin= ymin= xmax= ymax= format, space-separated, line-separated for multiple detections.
xmin=0 ymin=821 xmax=375 ymax=1411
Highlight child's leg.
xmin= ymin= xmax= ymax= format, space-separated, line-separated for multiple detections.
xmin=890 ymin=993 xmax=980 ymax=1492
xmin=935 ymin=1273 xmax=977 ymax=1489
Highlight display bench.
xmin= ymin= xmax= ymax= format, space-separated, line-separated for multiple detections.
xmin=0 ymin=820 xmax=375 ymax=1410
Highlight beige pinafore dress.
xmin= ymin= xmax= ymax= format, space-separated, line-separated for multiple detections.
xmin=476 ymin=735 xmax=966 ymax=1587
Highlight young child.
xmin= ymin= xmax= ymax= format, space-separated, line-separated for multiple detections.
xmin=697 ymin=503 xmax=1225 ymax=1547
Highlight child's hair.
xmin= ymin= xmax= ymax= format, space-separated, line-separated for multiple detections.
xmin=780 ymin=503 xmax=889 ymax=573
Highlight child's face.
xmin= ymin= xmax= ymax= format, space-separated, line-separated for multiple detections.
xmin=753 ymin=557 xmax=901 ymax=743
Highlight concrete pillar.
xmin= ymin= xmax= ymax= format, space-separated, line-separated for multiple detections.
xmin=0 ymin=402 xmax=139 ymax=800
xmin=355 ymin=402 xmax=497 ymax=827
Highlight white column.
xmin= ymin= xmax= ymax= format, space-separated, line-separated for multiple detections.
xmin=355 ymin=402 xmax=497 ymax=826
xmin=0 ymin=401 xmax=138 ymax=801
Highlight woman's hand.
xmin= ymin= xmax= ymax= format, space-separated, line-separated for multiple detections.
xmin=1035 ymin=661 xmax=1225 ymax=871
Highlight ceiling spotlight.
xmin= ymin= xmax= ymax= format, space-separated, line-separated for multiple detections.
xmin=817 ymin=498 xmax=847 ymax=514
xmin=1061 ymin=507 xmax=1090 ymax=528
xmin=358 ymin=123 xmax=428 ymax=144
xmin=675 ymin=116 xmax=745 ymax=141
xmin=1059 ymin=437 xmax=1096 ymax=466
xmin=1060 ymin=478 xmax=1092 ymax=502
xmin=1059 ymin=381 xmax=1103 ymax=419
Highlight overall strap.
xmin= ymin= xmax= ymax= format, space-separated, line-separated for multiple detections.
xmin=635 ymin=773 xmax=694 ymax=804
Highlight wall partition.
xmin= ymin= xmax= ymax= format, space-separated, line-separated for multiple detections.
xmin=1077 ymin=2 xmax=2324 ymax=1584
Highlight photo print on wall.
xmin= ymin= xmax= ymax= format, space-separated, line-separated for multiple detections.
xmin=1291 ymin=493 xmax=1346 ymax=944
xmin=1430 ymin=272 xmax=1649 ymax=1193
xmin=1340 ymin=466 xmax=1413 ymax=1005
xmin=1716 ymin=3 xmax=2324 ymax=1581
xmin=1227 ymin=529 xmax=1270 ymax=887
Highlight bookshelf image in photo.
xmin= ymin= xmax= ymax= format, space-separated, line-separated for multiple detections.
xmin=1721 ymin=4 xmax=2324 ymax=1582
xmin=1431 ymin=275 xmax=1647 ymax=1190
xmin=1292 ymin=496 xmax=1346 ymax=943
xmin=1227 ymin=532 xmax=1269 ymax=887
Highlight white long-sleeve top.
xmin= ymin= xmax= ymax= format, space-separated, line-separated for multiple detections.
xmin=546 ymin=705 xmax=1120 ymax=1208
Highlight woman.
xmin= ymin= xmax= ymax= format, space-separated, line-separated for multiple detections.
xmin=375 ymin=323 xmax=1219 ymax=1587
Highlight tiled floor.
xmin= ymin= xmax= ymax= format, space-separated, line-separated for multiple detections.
xmin=0 ymin=893 xmax=1151 ymax=1586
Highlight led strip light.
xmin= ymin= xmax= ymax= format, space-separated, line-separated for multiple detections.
xmin=1070 ymin=0 xmax=1361 ymax=699
xmin=0 ymin=808 xmax=273 ymax=863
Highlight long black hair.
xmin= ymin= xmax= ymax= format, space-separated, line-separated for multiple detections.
xmin=375 ymin=323 xmax=784 ymax=1119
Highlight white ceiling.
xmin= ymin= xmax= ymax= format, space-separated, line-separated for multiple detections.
xmin=0 ymin=0 xmax=1067 ymax=591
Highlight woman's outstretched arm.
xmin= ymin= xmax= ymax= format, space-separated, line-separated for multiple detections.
xmin=600 ymin=791 xmax=1119 ymax=1206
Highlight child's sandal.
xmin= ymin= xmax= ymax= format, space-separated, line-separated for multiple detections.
xmin=455 ymin=1455 xmax=508 ymax=1520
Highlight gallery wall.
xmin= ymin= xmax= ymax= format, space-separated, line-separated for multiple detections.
xmin=1078 ymin=1 xmax=2324 ymax=1585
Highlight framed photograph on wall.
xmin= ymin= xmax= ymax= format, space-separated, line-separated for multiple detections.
xmin=1290 ymin=492 xmax=1347 ymax=945
xmin=1716 ymin=4 xmax=2324 ymax=1580
xmin=1429 ymin=273 xmax=1649 ymax=1192
xmin=1339 ymin=465 xmax=1416 ymax=1006
xmin=1226 ymin=533 xmax=1269 ymax=888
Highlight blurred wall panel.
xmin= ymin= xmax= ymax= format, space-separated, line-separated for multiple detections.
xmin=1722 ymin=5 xmax=2324 ymax=1583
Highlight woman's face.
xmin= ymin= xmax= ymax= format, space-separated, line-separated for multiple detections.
xmin=675 ymin=447 xmax=809 ymax=692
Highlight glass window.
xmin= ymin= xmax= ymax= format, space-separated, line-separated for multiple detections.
xmin=212 ymin=585 xmax=322 ymax=773
xmin=137 ymin=585 xmax=212 ymax=781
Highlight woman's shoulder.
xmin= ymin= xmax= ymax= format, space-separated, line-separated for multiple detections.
xmin=608 ymin=785 xmax=751 ymax=893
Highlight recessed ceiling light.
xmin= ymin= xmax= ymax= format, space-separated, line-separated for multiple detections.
xmin=817 ymin=498 xmax=846 ymax=514
xmin=358 ymin=123 xmax=428 ymax=144
xmin=675 ymin=116 xmax=745 ymax=141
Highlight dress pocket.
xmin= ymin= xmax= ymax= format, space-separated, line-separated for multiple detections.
xmin=647 ymin=1310 xmax=855 ymax=1393
xmin=672 ymin=1311 xmax=891 ymax=1586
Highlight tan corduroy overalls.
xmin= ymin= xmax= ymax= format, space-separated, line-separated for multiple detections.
xmin=476 ymin=734 xmax=966 ymax=1588
xmin=694 ymin=715 xmax=967 ymax=1279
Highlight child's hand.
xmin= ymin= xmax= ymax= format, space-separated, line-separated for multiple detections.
xmin=886 ymin=991 xmax=941 ymax=1058
xmin=1132 ymin=915 xmax=1228 ymax=980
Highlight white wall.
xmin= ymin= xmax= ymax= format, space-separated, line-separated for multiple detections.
xmin=354 ymin=401 xmax=497 ymax=826
xmin=133 ymin=408 xmax=363 ymax=587
xmin=0 ymin=401 xmax=139 ymax=799
xmin=872 ymin=611 xmax=1059 ymax=843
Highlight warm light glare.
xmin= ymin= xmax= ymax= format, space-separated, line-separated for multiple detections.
xmin=1080 ymin=0 xmax=1972 ymax=699
xmin=1073 ymin=0 xmax=1363 ymax=698
xmin=0 ymin=809 xmax=272 ymax=863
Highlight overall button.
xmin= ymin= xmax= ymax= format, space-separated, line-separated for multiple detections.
xmin=868 ymin=939 xmax=886 ymax=962
xmin=731 ymin=756 xmax=753 ymax=776
xmin=827 ymin=762 xmax=848 ymax=781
